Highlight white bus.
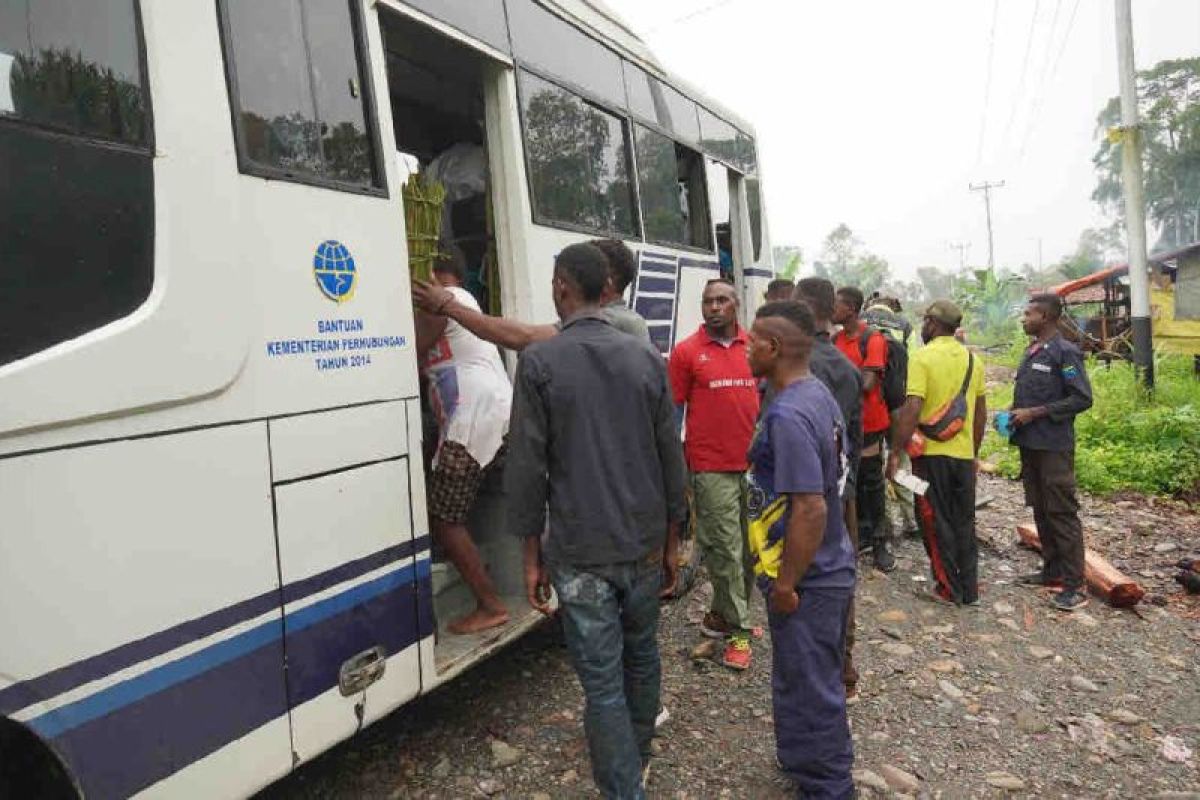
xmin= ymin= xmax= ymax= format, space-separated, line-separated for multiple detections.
xmin=0 ymin=1 xmax=773 ymax=796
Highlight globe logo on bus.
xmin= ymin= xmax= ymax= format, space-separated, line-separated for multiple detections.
xmin=313 ymin=240 xmax=357 ymax=303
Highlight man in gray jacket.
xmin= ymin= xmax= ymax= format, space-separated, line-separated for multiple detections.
xmin=505 ymin=243 xmax=686 ymax=799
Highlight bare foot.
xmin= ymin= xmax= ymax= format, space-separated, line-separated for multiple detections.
xmin=447 ymin=606 xmax=510 ymax=635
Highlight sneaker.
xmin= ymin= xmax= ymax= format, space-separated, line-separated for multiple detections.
xmin=1053 ymin=589 xmax=1089 ymax=612
xmin=872 ymin=540 xmax=897 ymax=573
xmin=721 ymin=637 xmax=752 ymax=671
xmin=654 ymin=706 xmax=670 ymax=731
xmin=700 ymin=612 xmax=732 ymax=639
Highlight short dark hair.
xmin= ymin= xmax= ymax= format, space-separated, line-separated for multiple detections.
xmin=766 ymin=278 xmax=795 ymax=300
xmin=756 ymin=300 xmax=816 ymax=338
xmin=589 ymin=238 xmax=637 ymax=294
xmin=554 ymin=243 xmax=608 ymax=302
xmin=794 ymin=277 xmax=836 ymax=320
xmin=704 ymin=277 xmax=737 ymax=293
xmin=1030 ymin=293 xmax=1064 ymax=320
xmin=432 ymin=248 xmax=466 ymax=284
xmin=836 ymin=286 xmax=865 ymax=313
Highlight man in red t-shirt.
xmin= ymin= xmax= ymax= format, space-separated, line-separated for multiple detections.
xmin=833 ymin=286 xmax=896 ymax=572
xmin=669 ymin=279 xmax=761 ymax=670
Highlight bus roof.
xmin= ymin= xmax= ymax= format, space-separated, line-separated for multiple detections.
xmin=540 ymin=0 xmax=756 ymax=136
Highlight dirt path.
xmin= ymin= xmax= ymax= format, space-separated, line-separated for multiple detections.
xmin=258 ymin=476 xmax=1200 ymax=799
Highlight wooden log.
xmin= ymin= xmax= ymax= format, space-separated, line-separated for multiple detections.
xmin=1016 ymin=522 xmax=1145 ymax=608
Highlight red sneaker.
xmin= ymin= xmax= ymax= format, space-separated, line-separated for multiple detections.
xmin=721 ymin=637 xmax=752 ymax=671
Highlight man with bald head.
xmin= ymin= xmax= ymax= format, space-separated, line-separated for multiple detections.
xmin=745 ymin=300 xmax=856 ymax=799
xmin=668 ymin=278 xmax=761 ymax=670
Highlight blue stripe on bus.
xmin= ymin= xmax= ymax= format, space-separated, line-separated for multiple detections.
xmin=637 ymin=276 xmax=677 ymax=294
xmin=635 ymin=296 xmax=676 ymax=323
xmin=638 ymin=261 xmax=676 ymax=277
xmin=28 ymin=561 xmax=429 ymax=740
xmin=0 ymin=536 xmax=430 ymax=717
xmin=678 ymin=257 xmax=719 ymax=271
xmin=52 ymin=574 xmax=428 ymax=800
xmin=744 ymin=267 xmax=774 ymax=278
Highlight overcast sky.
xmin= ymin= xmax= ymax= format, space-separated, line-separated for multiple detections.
xmin=601 ymin=0 xmax=1200 ymax=281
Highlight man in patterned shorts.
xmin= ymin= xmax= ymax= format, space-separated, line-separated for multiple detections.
xmin=417 ymin=252 xmax=514 ymax=634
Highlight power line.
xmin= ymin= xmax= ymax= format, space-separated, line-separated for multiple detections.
xmin=644 ymin=0 xmax=741 ymax=34
xmin=976 ymin=0 xmax=1001 ymax=165
xmin=1001 ymin=0 xmax=1043 ymax=150
xmin=1018 ymin=0 xmax=1083 ymax=159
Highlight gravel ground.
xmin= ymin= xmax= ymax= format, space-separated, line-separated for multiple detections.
xmin=259 ymin=476 xmax=1200 ymax=799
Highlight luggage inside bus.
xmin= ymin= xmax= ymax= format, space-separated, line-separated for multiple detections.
xmin=380 ymin=9 xmax=535 ymax=677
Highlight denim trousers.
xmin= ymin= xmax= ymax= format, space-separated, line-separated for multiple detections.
xmin=551 ymin=558 xmax=661 ymax=800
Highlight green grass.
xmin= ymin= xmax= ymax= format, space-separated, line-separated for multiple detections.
xmin=981 ymin=353 xmax=1200 ymax=498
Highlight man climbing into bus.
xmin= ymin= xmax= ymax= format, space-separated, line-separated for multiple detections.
xmin=745 ymin=300 xmax=856 ymax=799
xmin=669 ymin=278 xmax=761 ymax=670
xmin=506 ymin=243 xmax=686 ymax=799
xmin=414 ymin=251 xmax=514 ymax=635
xmin=410 ymin=238 xmax=649 ymax=348
xmin=833 ymin=287 xmax=896 ymax=573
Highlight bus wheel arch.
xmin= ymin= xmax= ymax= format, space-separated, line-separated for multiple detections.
xmin=0 ymin=717 xmax=80 ymax=800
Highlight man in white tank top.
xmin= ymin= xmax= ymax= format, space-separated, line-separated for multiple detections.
xmin=416 ymin=252 xmax=514 ymax=634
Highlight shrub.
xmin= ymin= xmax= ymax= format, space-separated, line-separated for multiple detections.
xmin=982 ymin=353 xmax=1200 ymax=498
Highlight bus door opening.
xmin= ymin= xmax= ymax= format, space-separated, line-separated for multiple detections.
xmin=379 ymin=10 xmax=532 ymax=678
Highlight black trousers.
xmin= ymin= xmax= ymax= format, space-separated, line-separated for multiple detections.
xmin=1020 ymin=448 xmax=1085 ymax=591
xmin=912 ymin=456 xmax=978 ymax=604
xmin=857 ymin=431 xmax=888 ymax=548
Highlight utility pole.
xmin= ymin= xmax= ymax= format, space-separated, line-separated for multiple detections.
xmin=1114 ymin=0 xmax=1153 ymax=389
xmin=969 ymin=180 xmax=1005 ymax=272
xmin=949 ymin=241 xmax=971 ymax=272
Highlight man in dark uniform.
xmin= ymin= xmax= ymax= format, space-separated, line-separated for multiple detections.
xmin=1011 ymin=293 xmax=1094 ymax=612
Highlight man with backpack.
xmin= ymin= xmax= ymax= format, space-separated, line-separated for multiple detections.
xmin=863 ymin=296 xmax=920 ymax=540
xmin=833 ymin=287 xmax=898 ymax=572
xmin=887 ymin=300 xmax=987 ymax=606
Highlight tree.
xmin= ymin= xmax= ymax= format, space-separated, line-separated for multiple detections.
xmin=1092 ymin=58 xmax=1200 ymax=249
xmin=1054 ymin=224 xmax=1126 ymax=281
xmin=772 ymin=246 xmax=804 ymax=279
xmin=816 ymin=223 xmax=891 ymax=295
xmin=953 ymin=268 xmax=1025 ymax=341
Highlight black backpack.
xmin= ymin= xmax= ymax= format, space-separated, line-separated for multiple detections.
xmin=858 ymin=328 xmax=909 ymax=412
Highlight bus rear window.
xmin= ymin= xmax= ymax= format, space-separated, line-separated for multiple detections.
xmin=219 ymin=0 xmax=381 ymax=191
xmin=0 ymin=0 xmax=149 ymax=145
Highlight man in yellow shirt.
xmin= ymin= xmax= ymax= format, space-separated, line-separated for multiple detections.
xmin=887 ymin=300 xmax=987 ymax=605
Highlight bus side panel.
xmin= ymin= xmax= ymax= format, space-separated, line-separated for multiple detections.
xmin=272 ymin=452 xmax=423 ymax=762
xmin=0 ymin=423 xmax=291 ymax=799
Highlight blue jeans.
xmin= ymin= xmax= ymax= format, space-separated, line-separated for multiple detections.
xmin=551 ymin=559 xmax=661 ymax=800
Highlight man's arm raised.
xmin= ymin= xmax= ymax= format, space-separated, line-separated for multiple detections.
xmin=412 ymin=279 xmax=556 ymax=352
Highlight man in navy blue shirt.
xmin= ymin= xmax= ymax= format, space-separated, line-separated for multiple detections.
xmin=1011 ymin=294 xmax=1094 ymax=612
xmin=745 ymin=300 xmax=856 ymax=799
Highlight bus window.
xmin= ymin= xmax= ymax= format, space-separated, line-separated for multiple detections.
xmin=746 ymin=175 xmax=764 ymax=262
xmin=507 ymin=0 xmax=624 ymax=109
xmin=1 ymin=0 xmax=153 ymax=367
xmin=518 ymin=70 xmax=636 ymax=238
xmin=708 ymin=160 xmax=733 ymax=280
xmin=0 ymin=0 xmax=148 ymax=143
xmin=634 ymin=124 xmax=710 ymax=250
xmin=622 ymin=62 xmax=700 ymax=144
xmin=219 ymin=0 xmax=382 ymax=191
